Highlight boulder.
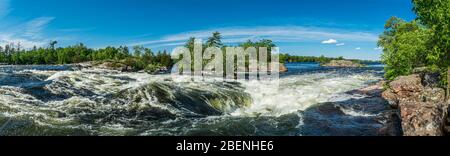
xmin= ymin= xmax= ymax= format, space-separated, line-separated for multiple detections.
xmin=96 ymin=61 xmax=135 ymax=72
xmin=399 ymin=101 xmax=447 ymax=136
xmin=382 ymin=73 xmax=449 ymax=136
xmin=389 ymin=74 xmax=423 ymax=93
xmin=355 ymin=81 xmax=385 ymax=97
xmin=382 ymin=89 xmax=399 ymax=108
xmin=279 ymin=63 xmax=288 ymax=73
xmin=421 ymin=72 xmax=442 ymax=88
xmin=376 ymin=110 xmax=403 ymax=136
xmin=383 ymin=74 xmax=446 ymax=105
xmin=265 ymin=62 xmax=288 ymax=73
xmin=73 ymin=62 xmax=93 ymax=70
xmin=382 ymin=74 xmax=424 ymax=107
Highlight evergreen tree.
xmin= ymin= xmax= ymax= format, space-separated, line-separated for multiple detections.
xmin=206 ymin=31 xmax=223 ymax=48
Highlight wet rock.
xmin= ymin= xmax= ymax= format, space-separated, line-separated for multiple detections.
xmin=321 ymin=60 xmax=365 ymax=68
xmin=355 ymin=81 xmax=384 ymax=97
xmin=399 ymin=101 xmax=447 ymax=136
xmin=73 ymin=62 xmax=93 ymax=70
xmin=421 ymin=72 xmax=441 ymax=88
xmin=376 ymin=110 xmax=403 ymax=136
xmin=299 ymin=81 xmax=403 ymax=136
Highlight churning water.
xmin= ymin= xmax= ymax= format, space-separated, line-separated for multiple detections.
xmin=0 ymin=63 xmax=396 ymax=136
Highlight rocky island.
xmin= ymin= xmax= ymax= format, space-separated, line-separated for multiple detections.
xmin=321 ymin=60 xmax=365 ymax=68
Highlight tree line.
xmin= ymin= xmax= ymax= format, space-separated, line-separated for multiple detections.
xmin=0 ymin=41 xmax=172 ymax=72
xmin=1 ymin=30 xmax=379 ymax=73
xmin=279 ymin=54 xmax=345 ymax=64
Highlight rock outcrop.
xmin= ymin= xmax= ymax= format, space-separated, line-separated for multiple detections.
xmin=279 ymin=63 xmax=288 ymax=73
xmin=321 ymin=60 xmax=365 ymax=67
xmin=96 ymin=61 xmax=136 ymax=72
xmin=382 ymin=73 xmax=448 ymax=136
xmin=301 ymin=81 xmax=403 ymax=136
xmin=399 ymin=101 xmax=446 ymax=136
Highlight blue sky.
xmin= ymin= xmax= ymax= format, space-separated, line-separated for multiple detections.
xmin=0 ymin=0 xmax=415 ymax=60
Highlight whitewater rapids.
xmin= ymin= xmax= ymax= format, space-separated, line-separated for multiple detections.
xmin=0 ymin=63 xmax=399 ymax=136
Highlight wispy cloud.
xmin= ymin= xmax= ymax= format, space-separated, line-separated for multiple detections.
xmin=0 ymin=0 xmax=57 ymax=48
xmin=57 ymin=27 xmax=96 ymax=32
xmin=336 ymin=43 xmax=345 ymax=46
xmin=22 ymin=17 xmax=55 ymax=39
xmin=129 ymin=26 xmax=379 ymax=48
xmin=374 ymin=47 xmax=382 ymax=50
xmin=321 ymin=39 xmax=338 ymax=44
xmin=0 ymin=17 xmax=56 ymax=48
xmin=355 ymin=47 xmax=361 ymax=50
xmin=0 ymin=34 xmax=47 ymax=48
xmin=0 ymin=0 xmax=11 ymax=18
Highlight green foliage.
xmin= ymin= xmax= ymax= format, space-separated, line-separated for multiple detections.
xmin=206 ymin=31 xmax=223 ymax=48
xmin=178 ymin=32 xmax=279 ymax=76
xmin=0 ymin=41 xmax=173 ymax=71
xmin=145 ymin=63 xmax=163 ymax=73
xmin=133 ymin=45 xmax=144 ymax=57
xmin=239 ymin=39 xmax=276 ymax=63
xmin=240 ymin=39 xmax=276 ymax=50
xmin=279 ymin=54 xmax=357 ymax=64
xmin=378 ymin=17 xmax=432 ymax=80
xmin=379 ymin=0 xmax=449 ymax=83
xmin=413 ymin=0 xmax=450 ymax=86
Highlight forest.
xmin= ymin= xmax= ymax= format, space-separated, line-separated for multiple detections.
xmin=0 ymin=41 xmax=172 ymax=72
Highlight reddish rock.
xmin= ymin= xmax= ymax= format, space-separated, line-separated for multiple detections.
xmin=389 ymin=74 xmax=423 ymax=93
xmin=382 ymin=89 xmax=399 ymax=108
xmin=279 ymin=63 xmax=288 ymax=73
xmin=382 ymin=73 xmax=448 ymax=136
xmin=399 ymin=101 xmax=447 ymax=136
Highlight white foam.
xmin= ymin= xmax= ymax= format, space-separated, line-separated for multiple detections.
xmin=339 ymin=107 xmax=376 ymax=117
xmin=231 ymin=72 xmax=382 ymax=117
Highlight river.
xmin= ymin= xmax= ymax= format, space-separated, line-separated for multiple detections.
xmin=0 ymin=63 xmax=398 ymax=136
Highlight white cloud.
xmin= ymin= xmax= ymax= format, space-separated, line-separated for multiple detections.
xmin=129 ymin=26 xmax=379 ymax=48
xmin=0 ymin=0 xmax=58 ymax=48
xmin=0 ymin=17 xmax=56 ymax=48
xmin=355 ymin=47 xmax=361 ymax=50
xmin=22 ymin=17 xmax=55 ymax=39
xmin=57 ymin=27 xmax=96 ymax=32
xmin=336 ymin=43 xmax=345 ymax=46
xmin=0 ymin=0 xmax=10 ymax=18
xmin=374 ymin=47 xmax=383 ymax=50
xmin=0 ymin=34 xmax=47 ymax=48
xmin=321 ymin=39 xmax=338 ymax=44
